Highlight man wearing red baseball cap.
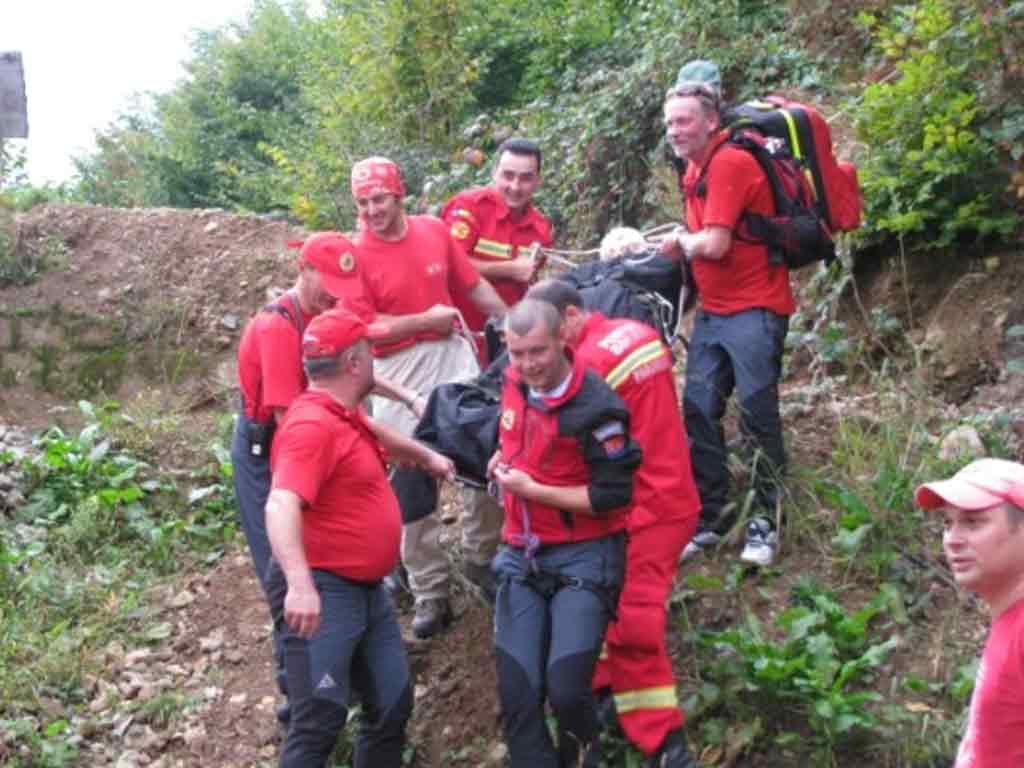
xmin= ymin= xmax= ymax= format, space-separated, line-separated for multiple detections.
xmin=347 ymin=156 xmax=509 ymax=638
xmin=915 ymin=458 xmax=1024 ymax=768
xmin=234 ymin=232 xmax=427 ymax=724
xmin=234 ymin=232 xmax=362 ymax=595
xmin=265 ymin=308 xmax=453 ymax=767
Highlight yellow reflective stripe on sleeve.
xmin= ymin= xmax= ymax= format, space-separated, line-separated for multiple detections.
xmin=475 ymin=238 xmax=514 ymax=260
xmin=613 ymin=685 xmax=679 ymax=714
xmin=604 ymin=340 xmax=667 ymax=390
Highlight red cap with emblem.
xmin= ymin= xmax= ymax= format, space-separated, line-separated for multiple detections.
xmin=350 ymin=157 xmax=406 ymax=199
xmin=302 ymin=309 xmax=387 ymax=360
xmin=294 ymin=231 xmax=359 ymax=298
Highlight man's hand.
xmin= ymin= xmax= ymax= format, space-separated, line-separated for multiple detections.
xmin=493 ymin=465 xmax=536 ymax=498
xmin=424 ymin=449 xmax=456 ymax=482
xmin=508 ymin=251 xmax=538 ymax=284
xmin=658 ymin=227 xmax=686 ymax=261
xmin=284 ymin=583 xmax=321 ymax=639
xmin=486 ymin=451 xmax=503 ymax=478
xmin=423 ymin=304 xmax=460 ymax=336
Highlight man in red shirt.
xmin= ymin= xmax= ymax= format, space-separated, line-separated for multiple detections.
xmin=661 ymin=64 xmax=794 ymax=567
xmin=234 ymin=232 xmax=361 ymax=593
xmin=441 ymin=137 xmax=553 ymax=358
xmin=347 ymin=156 xmax=508 ymax=637
xmin=265 ymin=308 xmax=454 ymax=767
xmin=915 ymin=459 xmax=1024 ymax=768
xmin=234 ymin=232 xmax=425 ymax=725
xmin=527 ymin=279 xmax=701 ymax=768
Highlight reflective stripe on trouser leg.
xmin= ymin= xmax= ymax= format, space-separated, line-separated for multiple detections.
xmin=370 ymin=337 xmax=480 ymax=602
xmin=606 ymin=518 xmax=695 ymax=755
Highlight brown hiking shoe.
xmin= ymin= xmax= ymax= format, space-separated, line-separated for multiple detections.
xmin=411 ymin=598 xmax=453 ymax=639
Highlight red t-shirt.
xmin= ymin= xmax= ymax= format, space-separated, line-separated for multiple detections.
xmin=574 ymin=313 xmax=701 ymax=530
xmin=681 ymin=132 xmax=795 ymax=317
xmin=441 ymin=187 xmax=553 ymax=332
xmin=954 ymin=597 xmax=1024 ymax=768
xmin=236 ymin=293 xmax=315 ymax=422
xmin=348 ymin=215 xmax=482 ymax=357
xmin=270 ymin=390 xmax=402 ymax=583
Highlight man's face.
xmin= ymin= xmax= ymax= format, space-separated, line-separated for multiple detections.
xmin=355 ymin=191 xmax=403 ymax=237
xmin=492 ymin=151 xmax=540 ymax=213
xmin=664 ymin=95 xmax=718 ymax=162
xmin=506 ymin=320 xmax=567 ymax=391
xmin=303 ymin=267 xmax=339 ymax=315
xmin=942 ymin=504 xmax=1024 ymax=598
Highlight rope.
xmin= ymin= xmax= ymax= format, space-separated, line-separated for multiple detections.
xmin=534 ymin=223 xmax=682 ymax=269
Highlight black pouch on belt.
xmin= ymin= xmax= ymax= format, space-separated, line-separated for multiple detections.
xmin=247 ymin=421 xmax=275 ymax=458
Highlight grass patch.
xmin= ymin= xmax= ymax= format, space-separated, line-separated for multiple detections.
xmin=0 ymin=401 xmax=238 ymax=764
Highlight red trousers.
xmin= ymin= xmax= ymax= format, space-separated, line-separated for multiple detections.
xmin=592 ymin=515 xmax=697 ymax=756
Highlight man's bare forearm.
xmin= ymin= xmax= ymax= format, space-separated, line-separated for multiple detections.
xmin=266 ymin=489 xmax=314 ymax=591
xmin=468 ymin=278 xmax=509 ymax=318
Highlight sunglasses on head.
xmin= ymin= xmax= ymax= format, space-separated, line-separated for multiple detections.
xmin=668 ymin=82 xmax=720 ymax=108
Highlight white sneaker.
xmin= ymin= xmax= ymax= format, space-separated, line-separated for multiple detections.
xmin=680 ymin=530 xmax=722 ymax=563
xmin=740 ymin=517 xmax=778 ymax=567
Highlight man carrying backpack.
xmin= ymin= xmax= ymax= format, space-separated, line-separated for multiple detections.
xmin=661 ymin=61 xmax=794 ymax=567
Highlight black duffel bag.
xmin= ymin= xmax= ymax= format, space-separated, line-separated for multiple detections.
xmin=392 ymin=376 xmax=503 ymax=524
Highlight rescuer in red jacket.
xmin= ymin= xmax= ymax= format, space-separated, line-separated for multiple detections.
xmin=441 ymin=137 xmax=553 ymax=359
xmin=488 ymin=298 xmax=642 ymax=768
xmin=527 ymin=279 xmax=701 ymax=768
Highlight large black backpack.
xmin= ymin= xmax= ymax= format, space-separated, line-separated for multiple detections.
xmin=692 ymin=129 xmax=836 ymax=270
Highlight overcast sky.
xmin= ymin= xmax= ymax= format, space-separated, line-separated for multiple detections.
xmin=2 ymin=1 xmax=258 ymax=184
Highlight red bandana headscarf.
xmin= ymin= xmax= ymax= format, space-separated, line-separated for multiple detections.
xmin=350 ymin=157 xmax=405 ymax=199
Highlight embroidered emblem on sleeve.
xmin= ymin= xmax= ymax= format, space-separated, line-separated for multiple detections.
xmin=593 ymin=420 xmax=626 ymax=457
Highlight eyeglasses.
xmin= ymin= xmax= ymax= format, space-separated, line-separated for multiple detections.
xmin=666 ymin=82 xmax=720 ymax=108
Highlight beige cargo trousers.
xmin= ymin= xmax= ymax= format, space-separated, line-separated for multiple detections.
xmin=370 ymin=334 xmax=503 ymax=603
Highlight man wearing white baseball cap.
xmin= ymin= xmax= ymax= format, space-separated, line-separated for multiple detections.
xmin=915 ymin=458 xmax=1024 ymax=767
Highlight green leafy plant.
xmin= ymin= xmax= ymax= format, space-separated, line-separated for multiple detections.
xmin=695 ymin=585 xmax=900 ymax=760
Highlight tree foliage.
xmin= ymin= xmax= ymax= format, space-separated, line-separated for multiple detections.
xmin=68 ymin=0 xmax=1022 ymax=252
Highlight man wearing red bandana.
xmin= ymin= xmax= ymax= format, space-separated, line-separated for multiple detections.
xmin=441 ymin=138 xmax=553 ymax=361
xmin=346 ymin=156 xmax=509 ymax=638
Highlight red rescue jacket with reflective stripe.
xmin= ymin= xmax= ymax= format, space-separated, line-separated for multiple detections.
xmin=574 ymin=314 xmax=701 ymax=530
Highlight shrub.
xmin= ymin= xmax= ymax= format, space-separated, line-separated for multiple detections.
xmin=852 ymin=0 xmax=1021 ymax=248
